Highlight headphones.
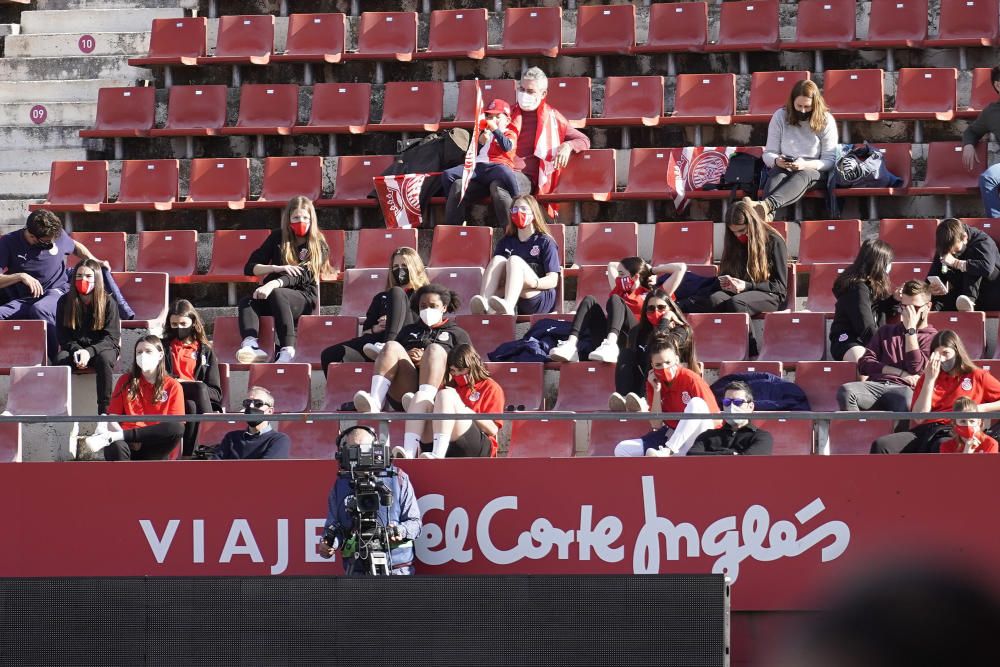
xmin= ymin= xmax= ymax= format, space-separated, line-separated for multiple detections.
xmin=336 ymin=424 xmax=380 ymax=450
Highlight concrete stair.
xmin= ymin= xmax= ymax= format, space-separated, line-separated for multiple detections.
xmin=19 ymin=8 xmax=182 ymax=34
xmin=0 ymin=146 xmax=86 ymax=170
xmin=0 ymin=101 xmax=97 ymax=125
xmin=5 ymin=31 xmax=150 ymax=58
xmin=0 ymin=78 xmax=132 ymax=103
xmin=0 ymin=170 xmax=52 ymax=199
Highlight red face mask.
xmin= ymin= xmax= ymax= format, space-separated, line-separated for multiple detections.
xmin=617 ymin=276 xmax=635 ymax=293
xmin=453 ymin=372 xmax=470 ymax=388
xmin=737 ymin=233 xmax=749 ymax=245
xmin=511 ymin=210 xmax=531 ymax=230
xmin=75 ymin=277 xmax=95 ymax=295
xmin=955 ymin=424 xmax=978 ymax=440
xmin=290 ymin=220 xmax=310 ymax=237
xmin=653 ymin=365 xmax=678 ymax=383
xmin=646 ymin=310 xmax=665 ymax=327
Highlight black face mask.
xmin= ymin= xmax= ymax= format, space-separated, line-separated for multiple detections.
xmin=244 ymin=407 xmax=266 ymax=428
xmin=173 ymin=326 xmax=193 ymax=340
xmin=34 ymin=241 xmax=53 ymax=250
xmin=393 ymin=267 xmax=409 ymax=286
xmin=795 ymin=110 xmax=811 ymax=122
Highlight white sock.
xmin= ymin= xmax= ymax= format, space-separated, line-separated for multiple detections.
xmin=403 ymin=432 xmax=421 ymax=458
xmin=241 ymin=336 xmax=259 ymax=348
xmin=370 ymin=375 xmax=391 ymax=407
xmin=604 ymin=332 xmax=619 ymax=345
xmin=415 ymin=383 xmax=439 ymax=404
xmin=432 ymin=433 xmax=451 ymax=458
xmin=280 ymin=346 xmax=295 ymax=355
xmin=108 ymin=429 xmax=125 ymax=443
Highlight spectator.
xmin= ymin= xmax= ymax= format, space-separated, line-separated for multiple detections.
xmin=0 ymin=209 xmax=109 ymax=359
xmin=937 ymin=397 xmax=998 ymax=454
xmin=53 ymin=259 xmax=121 ymax=417
xmin=209 ymin=386 xmax=290 ymax=460
xmin=490 ymin=67 xmax=591 ymax=227
xmin=442 ymin=98 xmax=522 ymax=226
xmin=614 ymin=335 xmax=720 ymax=457
xmin=352 ymin=285 xmax=471 ymax=445
xmin=162 ymin=300 xmax=223 ymax=457
xmin=469 ymin=195 xmax=560 ymax=316
xmin=838 ymin=280 xmax=937 ymax=413
xmin=759 ymin=79 xmax=838 ymax=220
xmin=962 ymin=66 xmax=1000 ymax=217
xmin=550 ymin=258 xmax=688 ymax=364
xmin=80 ymin=335 xmax=185 ymax=461
xmin=321 ymin=247 xmax=428 ymax=371
xmin=688 ymin=381 xmax=773 ymax=455
xmin=871 ymin=330 xmax=1000 ymax=454
xmin=236 ymin=196 xmax=332 ymax=364
xmin=830 ymin=239 xmax=899 ymax=364
xmin=926 ymin=217 xmax=1000 ymax=312
xmin=396 ymin=343 xmax=505 ymax=459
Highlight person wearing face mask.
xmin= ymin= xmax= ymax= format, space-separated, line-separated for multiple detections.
xmin=937 ymin=397 xmax=999 ymax=454
xmin=470 ymin=194 xmax=561 ymax=316
xmin=871 ymin=330 xmax=1000 ymax=454
xmin=208 ymin=386 xmax=290 ymax=459
xmin=926 ymin=218 xmax=1000 ymax=312
xmin=79 ymin=335 xmax=185 ymax=461
xmin=53 ymin=260 xmax=121 ymax=417
xmin=837 ymin=280 xmax=937 ymax=414
xmin=162 ymin=299 xmax=223 ymax=457
xmin=688 ymin=382 xmax=773 ymax=455
xmin=962 ymin=66 xmax=1000 ymax=217
xmin=830 ymin=240 xmax=899 ymax=365
xmin=320 ymin=247 xmax=428 ymax=373
xmin=757 ymin=80 xmax=838 ymax=220
xmin=237 ymin=196 xmax=332 ymax=364
xmin=614 ymin=335 xmax=720 ymax=457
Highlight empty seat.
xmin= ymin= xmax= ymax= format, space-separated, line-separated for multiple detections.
xmin=717 ymin=360 xmax=784 ymax=377
xmin=803 ymin=263 xmax=849 ymax=313
xmin=113 ymin=272 xmax=168 ymax=328
xmin=485 ymin=362 xmax=545 ymax=411
xmin=149 ymin=85 xmax=227 ymax=137
xmin=247 ymin=363 xmax=312 ymax=413
xmin=220 ymin=84 xmax=299 ymax=136
xmin=202 ymin=229 xmax=270 ymax=281
xmin=174 ymin=158 xmax=250 ymax=209
xmin=128 ymin=17 xmax=207 ymax=67
xmin=68 ymin=232 xmax=126 ymax=272
xmin=823 ymin=69 xmax=884 ymax=121
xmin=508 ymin=418 xmax=575 ymax=457
xmin=706 ymin=0 xmax=780 ymax=51
xmin=858 ymin=0 xmax=928 ymax=48
xmin=663 ymin=74 xmax=736 ymax=124
xmin=560 ymin=4 xmax=635 ymax=56
xmin=535 ymin=149 xmax=616 ymax=203
xmin=618 ymin=148 xmax=680 ymax=201
xmin=688 ymin=313 xmax=750 ymax=366
xmin=884 ymin=68 xmax=957 ymax=121
xmin=376 ymin=81 xmax=444 ymax=133
xmin=429 ymin=226 xmax=493 ymax=267
xmin=425 ymin=267 xmax=484 ymax=315
xmin=213 ymin=315 xmax=275 ymax=366
xmin=322 ymin=363 xmax=371 ymax=411
xmin=552 ymin=363 xmax=616 ymax=412
xmin=340 ymin=268 xmax=390 ymax=316
xmin=29 ymin=160 xmax=107 ymax=212
xmin=0 ymin=321 xmax=46 ymax=373
xmin=345 ymin=11 xmax=417 ymax=62
xmin=652 ymin=220 xmax=713 ymax=265
xmin=246 ymin=156 xmax=323 ymax=208
xmin=909 ymin=142 xmax=984 ymax=195
xmin=271 ymin=13 xmax=346 ymax=63
xmin=79 ymin=87 xmax=155 ymax=138
xmin=0 ymin=422 xmax=20 ymax=463
xmin=757 ymin=312 xmax=827 ymax=365
xmin=828 ymin=418 xmax=894 ymax=454
xmin=632 ymin=1 xmax=707 ymax=53
xmin=487 ymin=6 xmax=562 ymax=58
xmin=293 ymin=83 xmax=370 ymax=135
xmin=320 ymin=229 xmax=346 ymax=280
xmin=574 ymin=222 xmax=639 ymax=266
xmin=281 ymin=419 xmax=340 ymax=459
xmin=136 ymin=230 xmax=197 ymax=278
xmin=100 ymin=159 xmax=178 ymax=212
xmin=588 ymin=76 xmax=664 ymax=127
xmin=415 ymin=8 xmax=488 ymax=60
xmin=756 ymin=418 xmax=814 ymax=455
xmin=442 ymin=79 xmax=517 ymax=129
xmin=798 ymin=219 xmax=862 ymax=265
xmin=587 ymin=418 xmax=649 ymax=457
xmin=318 ymin=155 xmax=394 ymax=208
xmin=784 ymin=0 xmax=856 ymax=49
xmin=741 ymin=72 xmax=811 ymax=123
xmin=458 ymin=316 xmax=516 ymax=360
xmin=928 ymin=311 xmax=986 ymax=358
xmin=959 ymin=68 xmax=998 ymax=118
xmin=575 ymin=264 xmax=614 ymax=308
xmin=198 ymin=15 xmax=273 ymax=65
xmin=964 ymin=217 xmax=1000 ymax=247
xmin=923 ymin=0 xmax=999 ymax=47
xmin=544 ymin=77 xmax=592 ymax=128
xmin=6 ymin=366 xmax=70 ymax=415
xmin=795 ymin=361 xmax=858 ymax=411
xmin=888 ymin=261 xmax=932 ymax=288
xmin=355 ymin=228 xmax=418 ymax=269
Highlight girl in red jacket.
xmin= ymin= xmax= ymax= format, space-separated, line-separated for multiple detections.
xmin=938 ymin=397 xmax=999 ymax=453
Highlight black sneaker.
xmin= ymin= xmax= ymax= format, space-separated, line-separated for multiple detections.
xmin=339 ymin=401 xmax=357 ymax=412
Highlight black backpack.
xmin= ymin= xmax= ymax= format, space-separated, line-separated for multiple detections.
xmin=705 ymin=152 xmax=765 ymax=200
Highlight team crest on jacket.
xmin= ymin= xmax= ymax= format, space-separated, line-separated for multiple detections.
xmin=469 ymin=391 xmax=481 ymax=402
xmin=156 ymin=390 xmax=169 ymax=403
xmin=530 ymin=245 xmax=540 ymax=257
xmin=681 ymin=391 xmax=691 ymax=404
xmin=961 ymin=377 xmax=974 ymax=391
xmin=438 ymin=332 xmax=450 ymax=342
xmin=298 ymin=247 xmax=309 ymax=262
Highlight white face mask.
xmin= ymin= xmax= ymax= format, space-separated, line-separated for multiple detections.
xmin=420 ymin=308 xmax=444 ymax=327
xmin=517 ymin=90 xmax=541 ymax=111
xmin=136 ymin=351 xmax=161 ymax=373
xmin=723 ymin=403 xmax=750 ymax=428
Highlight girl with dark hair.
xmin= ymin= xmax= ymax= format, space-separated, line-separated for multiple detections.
xmin=871 ymin=330 xmax=1000 ymax=454
xmin=237 ymin=196 xmax=332 ymax=364
xmin=162 ymin=299 xmax=223 ymax=456
xmin=80 ymin=335 xmax=185 ymax=461
xmin=54 ymin=259 xmax=121 ymax=416
xmin=830 ymin=239 xmax=898 ymax=363
xmin=320 ymin=246 xmax=429 ymax=372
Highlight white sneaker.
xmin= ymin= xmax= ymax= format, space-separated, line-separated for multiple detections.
xmin=80 ymin=433 xmax=111 ymax=458
xmin=419 ymin=452 xmax=437 ymax=459
xmin=956 ymin=295 xmax=975 ymax=312
xmin=401 ymin=392 xmax=415 ymax=412
xmin=470 ymin=295 xmax=489 ymax=315
xmin=625 ymin=393 xmax=649 ymax=413
xmin=236 ymin=344 xmax=269 ymax=364
xmin=391 ymin=445 xmax=409 ymax=459
xmin=608 ymin=392 xmax=627 ymax=412
xmin=363 ymin=341 xmax=385 ymax=360
xmin=645 ymin=446 xmax=674 ymax=457
xmin=488 ymin=295 xmax=515 ymax=315
xmin=353 ymin=390 xmax=382 ymax=413
xmin=549 ymin=339 xmax=579 ymax=362
xmin=275 ymin=346 xmax=296 ymax=363
xmin=588 ymin=339 xmax=620 ymax=364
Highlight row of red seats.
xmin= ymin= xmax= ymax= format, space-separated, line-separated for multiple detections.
xmin=82 ymin=68 xmax=993 ymax=142
xmin=128 ymin=2 xmax=998 ymax=72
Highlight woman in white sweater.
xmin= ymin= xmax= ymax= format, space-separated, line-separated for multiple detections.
xmin=759 ymin=80 xmax=838 ymax=220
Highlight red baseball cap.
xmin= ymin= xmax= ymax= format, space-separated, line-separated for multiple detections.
xmin=484 ymin=99 xmax=512 ymax=116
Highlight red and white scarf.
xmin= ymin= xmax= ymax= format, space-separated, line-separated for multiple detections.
xmin=512 ymin=101 xmax=570 ymax=215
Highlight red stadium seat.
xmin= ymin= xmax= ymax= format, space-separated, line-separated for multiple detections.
xmin=149 ymin=85 xmax=227 ymax=137
xmin=271 ymin=13 xmax=346 ymax=64
xmin=113 ymin=272 xmax=168 ymax=329
xmin=552 ymin=363 xmax=616 ymax=412
xmin=340 ymin=269 xmax=389 ymax=317
xmin=458 ymin=316 xmax=516 ymax=359
xmin=804 ymin=263 xmax=849 ymax=313
xmin=652 ymin=220 xmax=714 ymax=265
xmin=485 ymin=362 xmax=545 ymax=411
xmin=174 ymin=158 xmax=250 ymax=210
xmin=6 ymin=366 xmax=70 ymax=416
xmin=322 ymin=363 xmax=370 ymax=411
xmin=588 ymin=76 xmax=664 ymax=127
xmin=547 ymin=222 xmax=568 ymax=268
xmin=924 ymin=0 xmax=999 ymax=47
xmin=136 ymin=230 xmax=197 ymax=278
xmin=574 ymin=222 xmax=639 ymax=266
xmin=560 ymin=4 xmax=635 ymax=56
xmin=355 ymin=228 xmax=417 ymax=269
xmin=884 ymin=68 xmax=957 ymax=121
xmin=213 ymin=315 xmax=275 ymax=367
xmin=795 ymin=361 xmax=857 ymax=411
xmin=281 ymin=419 xmax=340 ymax=459
xmin=741 ymin=72 xmax=810 ymax=123
xmin=828 ymin=418 xmax=894 ymax=455
xmin=0 ymin=321 xmax=46 ymax=373
xmin=509 ymin=418 xmax=576 ymax=457
xmin=574 ymin=264 xmax=612 ymax=308
xmin=888 ymin=261 xmax=932 ymax=288
xmin=858 ymin=0 xmax=928 ymax=48
xmin=909 ymin=142 xmax=984 ymax=195
xmin=320 ymin=229 xmax=346 ymax=280
xmin=535 ymin=149 xmax=615 ymax=203
xmin=784 ymin=0 xmax=856 ymax=49
xmin=928 ymin=311 xmax=986 ymax=358
xmin=293 ymin=83 xmax=369 ymax=135
xmin=30 ymin=160 xmax=107 ymax=212
xmin=345 ymin=11 xmax=417 ymax=62
xmin=318 ymin=155 xmax=393 ymax=208
xmin=0 ymin=422 xmax=20 ymax=462
xmin=219 ymin=84 xmax=298 ymax=136
xmin=706 ymin=0 xmax=780 ymax=51
xmin=756 ymin=418 xmax=814 ymax=455
xmin=544 ymin=77 xmax=591 ymax=128
xmin=429 ymin=226 xmax=493 ymax=268
xmin=68 ymin=232 xmax=126 ymax=272
xmin=442 ymin=79 xmax=517 ymax=129
xmin=959 ymin=68 xmax=999 ymax=118
xmin=128 ymin=17 xmax=207 ymax=67
xmin=377 ymin=81 xmax=444 ymax=133
xmin=198 ymin=15 xmax=273 ymax=66
xmin=100 ymin=159 xmax=178 ymax=213
xmin=964 ymin=218 xmax=1000 ymax=247
xmin=798 ymin=219 xmax=862 ymax=265
xmin=425 ymin=266 xmax=484 ymax=315
xmin=486 ymin=6 xmax=562 ymax=58
xmin=587 ymin=418 xmax=648 ymax=457
xmin=632 ymin=1 xmax=707 ymax=54
xmin=202 ymin=229 xmax=269 ymax=282
xmin=823 ymin=69 xmax=884 ymax=121
xmin=757 ymin=312 xmax=828 ymax=365
xmin=688 ymin=313 xmax=751 ymax=366
xmin=979 ymin=359 xmax=1000 ymax=377
xmin=295 ymin=315 xmax=358 ymax=369
xmin=717 ymin=360 xmax=784 ymax=377
xmin=415 ymin=9 xmax=487 ymax=60
xmin=247 ymin=363 xmax=312 ymax=413
xmin=663 ymin=74 xmax=736 ymax=124
xmin=617 ymin=148 xmax=680 ymax=201
xmin=245 ymin=156 xmax=323 ymax=208
xmin=828 ymin=143 xmax=912 ymax=199
xmin=79 ymin=87 xmax=155 ymax=138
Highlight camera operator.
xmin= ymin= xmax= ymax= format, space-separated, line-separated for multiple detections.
xmin=317 ymin=425 xmax=422 ymax=575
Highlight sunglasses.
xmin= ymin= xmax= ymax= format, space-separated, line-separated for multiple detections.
xmin=722 ymin=398 xmax=749 ymax=407
xmin=242 ymin=398 xmax=273 ymax=409
xmin=646 ymin=304 xmax=668 ymax=312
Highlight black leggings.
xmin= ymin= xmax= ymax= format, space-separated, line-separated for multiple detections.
xmin=181 ymin=381 xmax=219 ymax=457
xmin=571 ymin=295 xmax=638 ymax=342
xmin=103 ymin=421 xmax=185 ymax=461
xmin=53 ymin=347 xmax=118 ymax=413
xmin=615 ymin=347 xmax=646 ymax=396
xmin=870 ymin=422 xmax=951 ymax=454
xmin=320 ymin=287 xmax=414 ymax=372
xmin=764 ymin=166 xmax=822 ymax=211
xmin=678 ymin=281 xmax=784 ymax=315
xmin=238 ymin=287 xmax=310 ymax=349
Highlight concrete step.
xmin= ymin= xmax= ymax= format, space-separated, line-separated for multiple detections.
xmin=0 ymin=78 xmax=131 ymax=103
xmin=0 ymin=170 xmax=52 ymax=198
xmin=20 ymin=8 xmax=184 ymax=35
xmin=33 ymin=0 xmax=195 ymax=10
xmin=0 ymin=55 xmax=150 ymax=82
xmin=5 ymin=31 xmax=150 ymax=58
xmin=0 ymin=199 xmax=32 ymax=234
xmin=0 ymin=101 xmax=97 ymax=126
xmin=0 ymin=24 xmax=20 ymax=39
xmin=0 ymin=125 xmax=87 ymax=149
xmin=0 ymin=147 xmax=86 ymax=171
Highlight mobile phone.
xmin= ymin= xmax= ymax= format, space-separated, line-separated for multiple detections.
xmin=780 ymin=154 xmax=797 ymax=162
xmin=928 ymin=275 xmax=945 ymax=289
